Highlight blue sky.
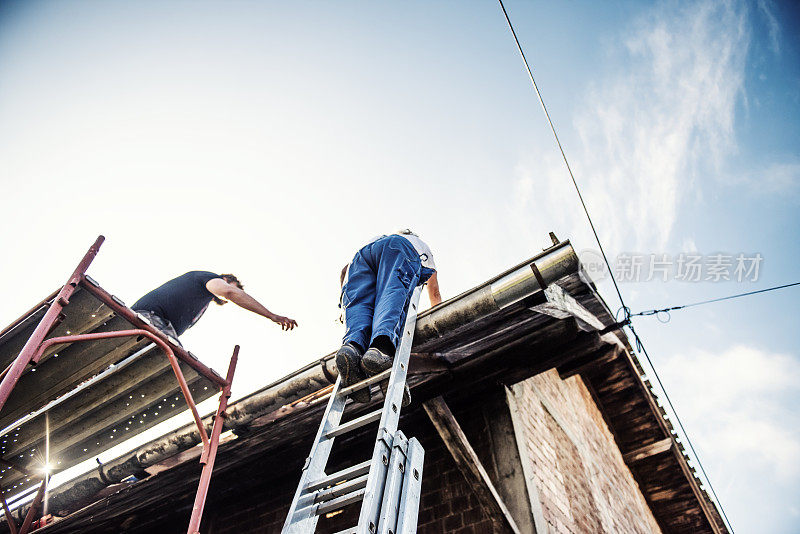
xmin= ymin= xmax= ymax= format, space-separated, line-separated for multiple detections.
xmin=0 ymin=1 xmax=798 ymax=532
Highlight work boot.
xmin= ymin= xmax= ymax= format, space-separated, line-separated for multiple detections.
xmin=335 ymin=343 xmax=371 ymax=403
xmin=361 ymin=347 xmax=393 ymax=375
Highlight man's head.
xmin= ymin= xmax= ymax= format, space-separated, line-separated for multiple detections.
xmin=396 ymin=228 xmax=417 ymax=236
xmin=212 ymin=274 xmax=243 ymax=305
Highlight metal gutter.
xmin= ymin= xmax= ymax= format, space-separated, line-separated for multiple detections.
xmin=416 ymin=241 xmax=576 ymax=344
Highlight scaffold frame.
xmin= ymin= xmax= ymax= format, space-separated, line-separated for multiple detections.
xmin=0 ymin=236 xmax=236 ymax=534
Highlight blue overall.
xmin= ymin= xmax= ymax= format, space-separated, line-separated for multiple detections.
xmin=342 ymin=235 xmax=435 ymax=351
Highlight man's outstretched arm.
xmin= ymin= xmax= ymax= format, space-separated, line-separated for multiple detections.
xmin=206 ymin=278 xmax=298 ymax=330
xmin=427 ymin=271 xmax=442 ymax=307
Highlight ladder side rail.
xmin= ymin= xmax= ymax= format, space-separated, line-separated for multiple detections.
xmin=395 ymin=438 xmax=425 ymax=534
xmin=282 ymin=375 xmax=348 ymax=533
xmin=356 ymin=288 xmax=421 ymax=533
xmin=376 ymin=432 xmax=409 ymax=534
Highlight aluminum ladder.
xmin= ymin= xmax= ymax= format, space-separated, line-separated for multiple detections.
xmin=282 ymin=287 xmax=425 ymax=534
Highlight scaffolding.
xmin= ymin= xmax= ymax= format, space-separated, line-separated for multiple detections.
xmin=0 ymin=236 xmax=236 ymax=534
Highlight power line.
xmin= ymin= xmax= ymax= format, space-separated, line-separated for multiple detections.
xmin=631 ymin=281 xmax=800 ymax=319
xmin=496 ymin=0 xmax=625 ymax=311
xmin=496 ymin=1 xmax=734 ymax=531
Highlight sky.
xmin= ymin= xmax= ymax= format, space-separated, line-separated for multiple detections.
xmin=0 ymin=0 xmax=798 ymax=531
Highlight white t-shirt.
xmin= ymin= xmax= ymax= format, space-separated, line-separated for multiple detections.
xmin=363 ymin=233 xmax=436 ymax=270
xmin=396 ymin=233 xmax=435 ymax=270
xmin=343 ymin=233 xmax=436 ymax=286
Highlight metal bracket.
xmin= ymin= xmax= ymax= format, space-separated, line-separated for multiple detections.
xmin=320 ymin=358 xmax=337 ymax=384
xmin=530 ymin=283 xmax=605 ymax=331
xmin=530 ymin=262 xmax=547 ymax=290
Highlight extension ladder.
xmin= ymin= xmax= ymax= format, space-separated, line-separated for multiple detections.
xmin=282 ymin=287 xmax=425 ymax=534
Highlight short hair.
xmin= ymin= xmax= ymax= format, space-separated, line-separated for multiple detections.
xmin=340 ymin=265 xmax=348 ymax=287
xmin=396 ymin=228 xmax=417 ymax=236
xmin=213 ymin=273 xmax=243 ymax=305
xmin=220 ymin=273 xmax=243 ymax=289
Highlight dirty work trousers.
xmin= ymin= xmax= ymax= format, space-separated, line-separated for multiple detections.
xmin=132 ymin=310 xmax=183 ymax=347
xmin=342 ymin=235 xmax=434 ymax=351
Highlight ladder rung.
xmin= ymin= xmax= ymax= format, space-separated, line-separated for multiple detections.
xmin=314 ymin=473 xmax=369 ymax=503
xmin=337 ymin=369 xmax=392 ymax=398
xmin=316 ymin=488 xmax=365 ymax=516
xmin=331 ymin=528 xmax=356 ymax=534
xmin=325 ymin=409 xmax=382 ymax=439
xmin=306 ymin=459 xmax=372 ymax=492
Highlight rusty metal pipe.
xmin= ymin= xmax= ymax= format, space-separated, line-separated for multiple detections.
xmin=187 ymin=346 xmax=237 ymax=534
xmin=17 ymin=478 xmax=46 ymax=534
xmin=0 ymin=486 xmax=18 ymax=534
xmin=33 ymin=330 xmax=211 ymax=451
xmin=0 ymin=236 xmax=104 ymax=415
xmin=165 ymin=352 xmax=210 ymax=452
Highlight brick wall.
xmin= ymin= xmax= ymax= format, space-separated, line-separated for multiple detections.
xmin=510 ymin=369 xmax=663 ymax=534
xmin=410 ymin=429 xmax=494 ymax=534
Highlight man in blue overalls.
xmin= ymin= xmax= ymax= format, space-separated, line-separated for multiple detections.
xmin=337 ymin=230 xmax=442 ymax=404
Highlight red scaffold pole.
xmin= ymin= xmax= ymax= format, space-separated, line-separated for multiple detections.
xmin=34 ymin=329 xmax=211 ymax=451
xmin=0 ymin=236 xmax=104 ymax=414
xmin=187 ymin=345 xmax=238 ymax=534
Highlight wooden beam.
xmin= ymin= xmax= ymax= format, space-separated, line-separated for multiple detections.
xmin=557 ymin=345 xmax=620 ymax=379
xmin=623 ymin=437 xmax=674 ymax=463
xmin=423 ymin=396 xmax=522 ymax=534
xmin=504 ymin=386 xmax=550 ymax=534
xmin=670 ymin=445 xmax=727 ymax=534
xmin=479 ymin=391 xmax=538 ymax=533
xmin=408 ymin=352 xmax=450 ymax=374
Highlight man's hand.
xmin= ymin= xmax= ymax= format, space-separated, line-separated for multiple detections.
xmin=207 ymin=278 xmax=299 ymax=331
xmin=269 ymin=313 xmax=298 ymax=331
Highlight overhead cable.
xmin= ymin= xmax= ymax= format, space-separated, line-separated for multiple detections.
xmin=631 ymin=281 xmax=800 ymax=321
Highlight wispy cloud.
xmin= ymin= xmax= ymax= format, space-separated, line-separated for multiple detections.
xmin=757 ymin=0 xmax=782 ymax=55
xmin=660 ymin=344 xmax=800 ymax=481
xmin=742 ymin=160 xmax=800 ymax=198
xmin=513 ymin=0 xmax=751 ymax=252
xmin=577 ymin=0 xmax=749 ymax=250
